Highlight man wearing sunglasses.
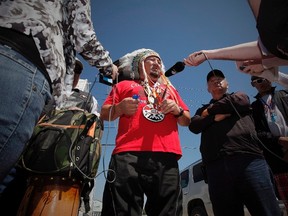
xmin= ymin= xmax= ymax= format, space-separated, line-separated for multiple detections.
xmin=251 ymin=76 xmax=288 ymax=214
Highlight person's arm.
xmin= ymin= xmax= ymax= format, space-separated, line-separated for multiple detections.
xmin=236 ymin=60 xmax=288 ymax=88
xmin=101 ymin=103 xmax=122 ymax=121
xmin=159 ymin=98 xmax=191 ymax=126
xmin=262 ymin=57 xmax=288 ymax=68
xmin=189 ymin=114 xmax=214 ymax=134
xmin=74 ymin=0 xmax=118 ymax=79
xmin=100 ymin=97 xmax=139 ymax=121
xmin=176 ymin=108 xmax=191 ymax=126
xmin=247 ymin=0 xmax=261 ymax=19
xmin=236 ymin=57 xmax=288 ymax=73
xmin=189 ymin=103 xmax=233 ymax=134
xmin=189 ymin=106 xmax=214 ymax=134
xmin=207 ymin=92 xmax=251 ymax=115
xmin=184 ymin=41 xmax=264 ymax=67
xmin=277 ymin=72 xmax=288 ymax=88
xmin=250 ymin=68 xmax=288 ymax=89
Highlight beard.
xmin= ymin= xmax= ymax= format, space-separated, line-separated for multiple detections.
xmin=149 ymin=69 xmax=161 ymax=79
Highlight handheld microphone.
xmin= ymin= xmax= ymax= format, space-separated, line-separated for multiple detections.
xmin=164 ymin=62 xmax=185 ymax=77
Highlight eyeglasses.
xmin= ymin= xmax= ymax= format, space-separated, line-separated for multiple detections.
xmin=252 ymin=78 xmax=266 ymax=84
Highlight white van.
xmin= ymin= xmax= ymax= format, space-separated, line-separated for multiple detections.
xmin=180 ymin=159 xmax=287 ymax=216
xmin=181 ymin=159 xmax=213 ymax=216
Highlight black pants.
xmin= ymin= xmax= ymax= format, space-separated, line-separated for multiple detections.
xmin=101 ymin=152 xmax=183 ymax=216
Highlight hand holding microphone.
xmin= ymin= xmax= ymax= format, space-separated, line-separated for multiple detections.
xmin=184 ymin=51 xmax=207 ymax=66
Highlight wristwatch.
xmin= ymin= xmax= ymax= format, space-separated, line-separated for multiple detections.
xmin=175 ymin=106 xmax=184 ymax=118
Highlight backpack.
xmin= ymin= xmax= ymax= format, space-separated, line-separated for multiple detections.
xmin=60 ymin=89 xmax=94 ymax=112
xmin=20 ymin=108 xmax=103 ymax=180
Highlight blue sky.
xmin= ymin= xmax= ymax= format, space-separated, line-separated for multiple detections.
xmin=79 ymin=0 xmax=288 ymax=202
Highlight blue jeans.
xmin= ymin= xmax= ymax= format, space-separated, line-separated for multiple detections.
xmin=0 ymin=44 xmax=52 ymax=182
xmin=206 ymin=154 xmax=281 ymax=216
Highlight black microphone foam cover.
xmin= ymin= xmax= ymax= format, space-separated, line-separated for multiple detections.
xmin=165 ymin=62 xmax=185 ymax=77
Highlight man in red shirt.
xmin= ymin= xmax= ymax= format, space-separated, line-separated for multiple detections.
xmin=100 ymin=48 xmax=190 ymax=216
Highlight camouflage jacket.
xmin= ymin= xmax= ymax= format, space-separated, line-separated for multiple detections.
xmin=0 ymin=0 xmax=113 ymax=105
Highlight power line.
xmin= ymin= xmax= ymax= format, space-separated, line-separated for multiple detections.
xmin=101 ymin=143 xmax=115 ymax=146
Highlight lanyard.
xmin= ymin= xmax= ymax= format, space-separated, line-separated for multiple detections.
xmin=260 ymin=96 xmax=276 ymax=122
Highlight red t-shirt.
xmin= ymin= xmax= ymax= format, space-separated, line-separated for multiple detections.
xmin=103 ymin=80 xmax=189 ymax=159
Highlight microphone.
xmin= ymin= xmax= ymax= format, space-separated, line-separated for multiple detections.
xmin=164 ymin=62 xmax=185 ymax=77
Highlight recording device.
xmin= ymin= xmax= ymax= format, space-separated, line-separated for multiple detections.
xmin=164 ymin=62 xmax=185 ymax=77
xmin=99 ymin=74 xmax=114 ymax=86
xmin=99 ymin=70 xmax=140 ymax=86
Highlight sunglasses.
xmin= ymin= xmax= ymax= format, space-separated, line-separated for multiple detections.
xmin=252 ymin=78 xmax=266 ymax=84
